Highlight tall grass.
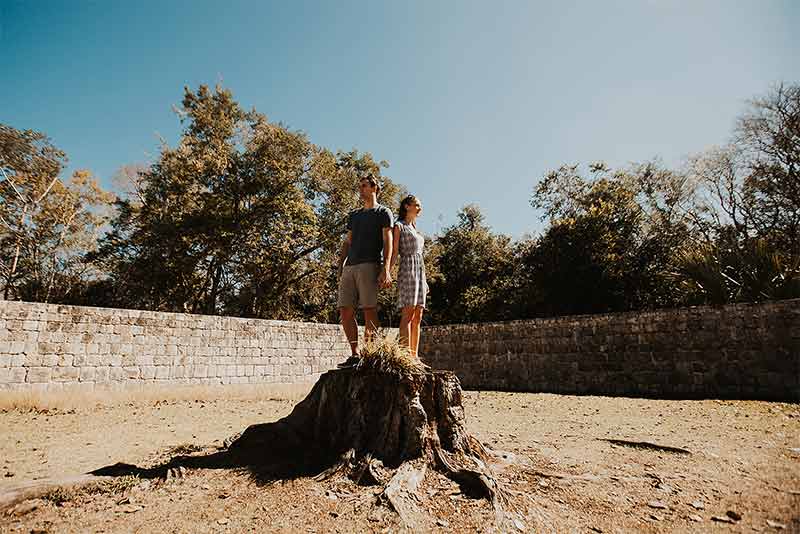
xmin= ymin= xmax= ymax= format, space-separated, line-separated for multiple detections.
xmin=356 ymin=331 xmax=427 ymax=379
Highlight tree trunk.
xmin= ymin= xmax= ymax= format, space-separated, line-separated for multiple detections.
xmin=227 ymin=366 xmax=506 ymax=527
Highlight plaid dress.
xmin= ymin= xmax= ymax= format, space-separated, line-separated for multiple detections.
xmin=396 ymin=220 xmax=428 ymax=308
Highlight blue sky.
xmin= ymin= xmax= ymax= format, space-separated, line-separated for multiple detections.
xmin=1 ymin=0 xmax=797 ymax=237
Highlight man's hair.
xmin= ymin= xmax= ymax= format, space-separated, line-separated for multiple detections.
xmin=360 ymin=173 xmax=381 ymax=194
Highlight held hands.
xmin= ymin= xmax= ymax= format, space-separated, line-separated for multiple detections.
xmin=378 ymin=268 xmax=393 ymax=288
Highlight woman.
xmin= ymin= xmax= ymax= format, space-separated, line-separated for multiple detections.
xmin=390 ymin=195 xmax=428 ymax=358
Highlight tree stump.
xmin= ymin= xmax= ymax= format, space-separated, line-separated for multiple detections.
xmin=227 ymin=361 xmax=506 ymax=527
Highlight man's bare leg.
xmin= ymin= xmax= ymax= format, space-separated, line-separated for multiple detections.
xmin=363 ymin=307 xmax=379 ymax=344
xmin=339 ymin=306 xmax=358 ymax=356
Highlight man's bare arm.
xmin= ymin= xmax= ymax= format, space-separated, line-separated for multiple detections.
xmin=337 ymin=231 xmax=352 ymax=274
xmin=379 ymin=226 xmax=393 ymax=287
xmin=389 ymin=225 xmax=401 ymax=272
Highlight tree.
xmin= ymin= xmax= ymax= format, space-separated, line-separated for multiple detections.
xmin=427 ymin=205 xmax=519 ymax=324
xmin=735 ymin=82 xmax=800 ymax=252
xmin=93 ymin=85 xmax=403 ymax=320
xmin=678 ymin=83 xmax=800 ymax=304
xmin=0 ymin=125 xmax=112 ymax=302
xmin=527 ymin=162 xmax=696 ymax=315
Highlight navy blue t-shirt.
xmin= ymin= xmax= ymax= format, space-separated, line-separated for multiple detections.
xmin=346 ymin=205 xmax=394 ymax=265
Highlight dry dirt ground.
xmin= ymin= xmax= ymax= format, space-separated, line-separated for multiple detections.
xmin=0 ymin=386 xmax=798 ymax=533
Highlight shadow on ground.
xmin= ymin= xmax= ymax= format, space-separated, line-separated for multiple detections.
xmin=90 ymin=413 xmax=340 ymax=484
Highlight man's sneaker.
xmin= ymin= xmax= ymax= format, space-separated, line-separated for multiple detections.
xmin=337 ymin=355 xmax=360 ymax=369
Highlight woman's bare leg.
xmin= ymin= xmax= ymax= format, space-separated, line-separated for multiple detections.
xmin=399 ymin=306 xmax=414 ymax=351
xmin=410 ymin=306 xmax=424 ymax=358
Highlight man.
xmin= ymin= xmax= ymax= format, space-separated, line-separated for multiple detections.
xmin=336 ymin=174 xmax=393 ymax=366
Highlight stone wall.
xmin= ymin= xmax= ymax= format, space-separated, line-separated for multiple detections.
xmin=3 ymin=299 xmax=798 ymax=400
xmin=421 ymin=300 xmax=800 ymax=401
xmin=0 ymin=301 xmax=356 ymax=392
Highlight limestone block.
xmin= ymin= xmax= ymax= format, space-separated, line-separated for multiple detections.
xmin=84 ymin=354 xmax=102 ymax=366
xmin=66 ymin=343 xmax=86 ymax=355
xmin=141 ymin=366 xmax=156 ymax=380
xmin=124 ymin=367 xmax=140 ymax=379
xmin=7 ymin=367 xmax=27 ymax=383
xmin=48 ymin=332 xmax=66 ymax=343
xmin=22 ymin=354 xmax=43 ymax=367
xmin=135 ymin=354 xmax=154 ymax=366
xmin=109 ymin=367 xmax=126 ymax=381
xmin=26 ymin=367 xmax=51 ymax=383
xmin=95 ymin=367 xmax=110 ymax=382
xmin=0 ymin=367 xmax=23 ymax=384
xmin=34 ymin=341 xmax=51 ymax=354
xmin=154 ymin=366 xmax=170 ymax=379
xmin=79 ymin=367 xmax=96 ymax=382
xmin=52 ymin=366 xmax=79 ymax=381
xmin=117 ymin=332 xmax=134 ymax=343
xmin=58 ymin=354 xmax=75 ymax=366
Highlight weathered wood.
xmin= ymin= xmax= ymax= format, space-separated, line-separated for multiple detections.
xmin=229 ymin=368 xmax=494 ymax=470
xmin=381 ymin=462 xmax=428 ymax=529
xmin=0 ymin=475 xmax=117 ymax=514
xmin=227 ymin=366 xmax=508 ymax=525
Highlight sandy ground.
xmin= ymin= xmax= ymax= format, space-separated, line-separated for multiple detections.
xmin=0 ymin=386 xmax=798 ymax=533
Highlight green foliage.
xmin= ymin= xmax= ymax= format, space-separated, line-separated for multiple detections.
xmin=92 ymin=85 xmax=403 ymax=320
xmin=522 ymin=163 xmax=692 ymax=316
xmin=675 ymin=237 xmax=800 ymax=304
xmin=426 ymin=204 xmax=519 ymax=324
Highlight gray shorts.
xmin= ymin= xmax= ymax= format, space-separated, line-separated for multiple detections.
xmin=338 ymin=262 xmax=380 ymax=309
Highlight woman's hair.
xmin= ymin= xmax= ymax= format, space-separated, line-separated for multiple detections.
xmin=398 ymin=195 xmax=419 ymax=222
